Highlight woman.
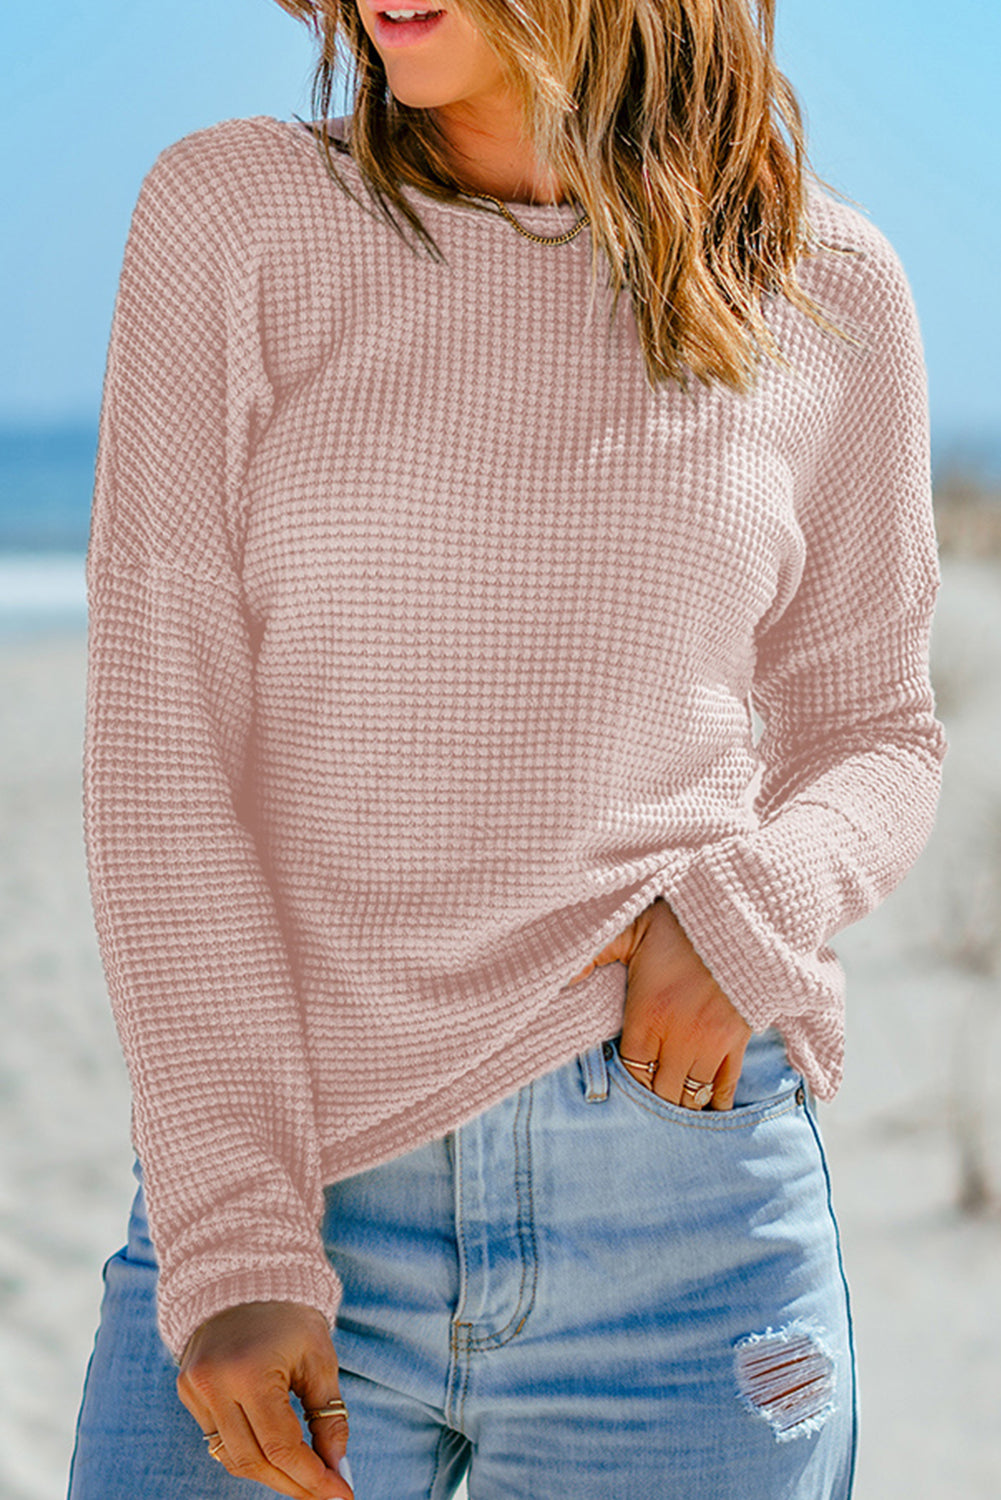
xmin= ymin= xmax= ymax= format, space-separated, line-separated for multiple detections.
xmin=66 ymin=0 xmax=947 ymax=1496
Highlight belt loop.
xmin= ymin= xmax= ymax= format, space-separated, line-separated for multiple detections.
xmin=578 ymin=1039 xmax=611 ymax=1102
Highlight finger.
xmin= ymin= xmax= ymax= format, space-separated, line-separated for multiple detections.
xmin=653 ymin=1049 xmax=721 ymax=1109
xmin=568 ymin=919 xmax=643 ymax=987
xmin=622 ymin=1021 xmax=686 ymax=1105
xmin=304 ymin=1411 xmax=352 ymax=1490
xmin=239 ymin=1383 xmax=348 ymax=1499
xmin=710 ymin=1043 xmax=749 ymax=1112
xmin=617 ymin=1022 xmax=663 ymax=1092
xmin=201 ymin=1400 xmax=324 ymax=1499
xmin=680 ymin=1057 xmax=720 ymax=1110
xmin=296 ymin=1350 xmax=352 ymax=1478
xmin=175 ymin=1383 xmax=256 ymax=1484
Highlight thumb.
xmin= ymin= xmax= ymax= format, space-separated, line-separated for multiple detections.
xmin=568 ymin=917 xmax=641 ymax=985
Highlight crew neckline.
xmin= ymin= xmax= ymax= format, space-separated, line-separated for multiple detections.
xmin=263 ymin=114 xmax=588 ymax=233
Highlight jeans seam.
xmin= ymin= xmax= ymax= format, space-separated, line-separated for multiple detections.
xmin=801 ymin=1097 xmax=860 ymax=1499
xmin=449 ymin=1136 xmax=473 ymax=1433
xmin=464 ymin=1081 xmax=539 ymax=1351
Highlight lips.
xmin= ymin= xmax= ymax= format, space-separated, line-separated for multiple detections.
xmin=372 ymin=9 xmax=448 ymax=45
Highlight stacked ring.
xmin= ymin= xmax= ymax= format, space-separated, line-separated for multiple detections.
xmin=619 ymin=1054 xmax=714 ymax=1108
xmin=682 ymin=1075 xmax=714 ymax=1109
xmin=304 ymin=1402 xmax=349 ymax=1421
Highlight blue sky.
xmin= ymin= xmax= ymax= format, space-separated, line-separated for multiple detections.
xmin=3 ymin=0 xmax=998 ymax=465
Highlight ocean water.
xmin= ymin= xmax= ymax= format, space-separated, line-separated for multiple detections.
xmin=2 ymin=417 xmax=998 ymax=643
xmin=0 ymin=422 xmax=93 ymax=639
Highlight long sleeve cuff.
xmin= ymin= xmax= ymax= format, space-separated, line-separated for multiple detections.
xmin=164 ymin=1244 xmax=344 ymax=1370
xmin=663 ymin=594 xmax=946 ymax=1098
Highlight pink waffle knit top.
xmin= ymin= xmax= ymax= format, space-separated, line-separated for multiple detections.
xmin=83 ymin=113 xmax=948 ymax=1364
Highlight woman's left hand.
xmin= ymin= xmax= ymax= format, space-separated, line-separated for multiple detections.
xmin=567 ymin=898 xmax=752 ymax=1110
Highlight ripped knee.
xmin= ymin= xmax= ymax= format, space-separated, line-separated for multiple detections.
xmin=733 ymin=1319 xmax=837 ymax=1442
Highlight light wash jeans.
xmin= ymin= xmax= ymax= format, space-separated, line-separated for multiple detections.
xmin=67 ymin=1026 xmax=857 ymax=1498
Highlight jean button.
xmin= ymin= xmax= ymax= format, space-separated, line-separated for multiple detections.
xmin=602 ymin=1041 xmax=614 ymax=1060
xmin=795 ymin=1086 xmax=805 ymax=1106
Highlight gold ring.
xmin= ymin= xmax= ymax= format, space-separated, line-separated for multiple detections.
xmin=619 ymin=1054 xmax=659 ymax=1080
xmin=682 ymin=1077 xmax=714 ymax=1109
xmin=304 ymin=1401 xmax=349 ymax=1421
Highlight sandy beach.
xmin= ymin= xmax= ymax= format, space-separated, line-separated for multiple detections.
xmin=1 ymin=551 xmax=999 ymax=1500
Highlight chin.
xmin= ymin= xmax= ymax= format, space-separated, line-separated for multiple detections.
xmin=386 ymin=83 xmax=449 ymax=108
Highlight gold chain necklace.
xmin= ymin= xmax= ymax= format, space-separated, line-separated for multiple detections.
xmin=293 ymin=117 xmax=591 ymax=245
xmin=462 ymin=192 xmax=591 ymax=246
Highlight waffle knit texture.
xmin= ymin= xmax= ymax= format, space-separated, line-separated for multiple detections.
xmin=83 ymin=113 xmax=948 ymax=1365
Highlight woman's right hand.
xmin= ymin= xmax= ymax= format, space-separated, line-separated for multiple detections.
xmin=175 ymin=1300 xmax=354 ymax=1499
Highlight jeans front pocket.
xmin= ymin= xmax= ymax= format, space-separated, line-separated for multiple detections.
xmin=605 ymin=1025 xmax=804 ymax=1130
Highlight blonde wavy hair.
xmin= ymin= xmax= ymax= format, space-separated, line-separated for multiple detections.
xmin=273 ymin=0 xmax=856 ymax=393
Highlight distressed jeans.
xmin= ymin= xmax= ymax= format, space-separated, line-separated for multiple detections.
xmin=67 ymin=1026 xmax=858 ymax=1499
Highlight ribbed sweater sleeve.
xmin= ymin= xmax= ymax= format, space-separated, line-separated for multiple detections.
xmin=82 ymin=139 xmax=343 ymax=1366
xmin=662 ymin=235 xmax=948 ymax=1088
